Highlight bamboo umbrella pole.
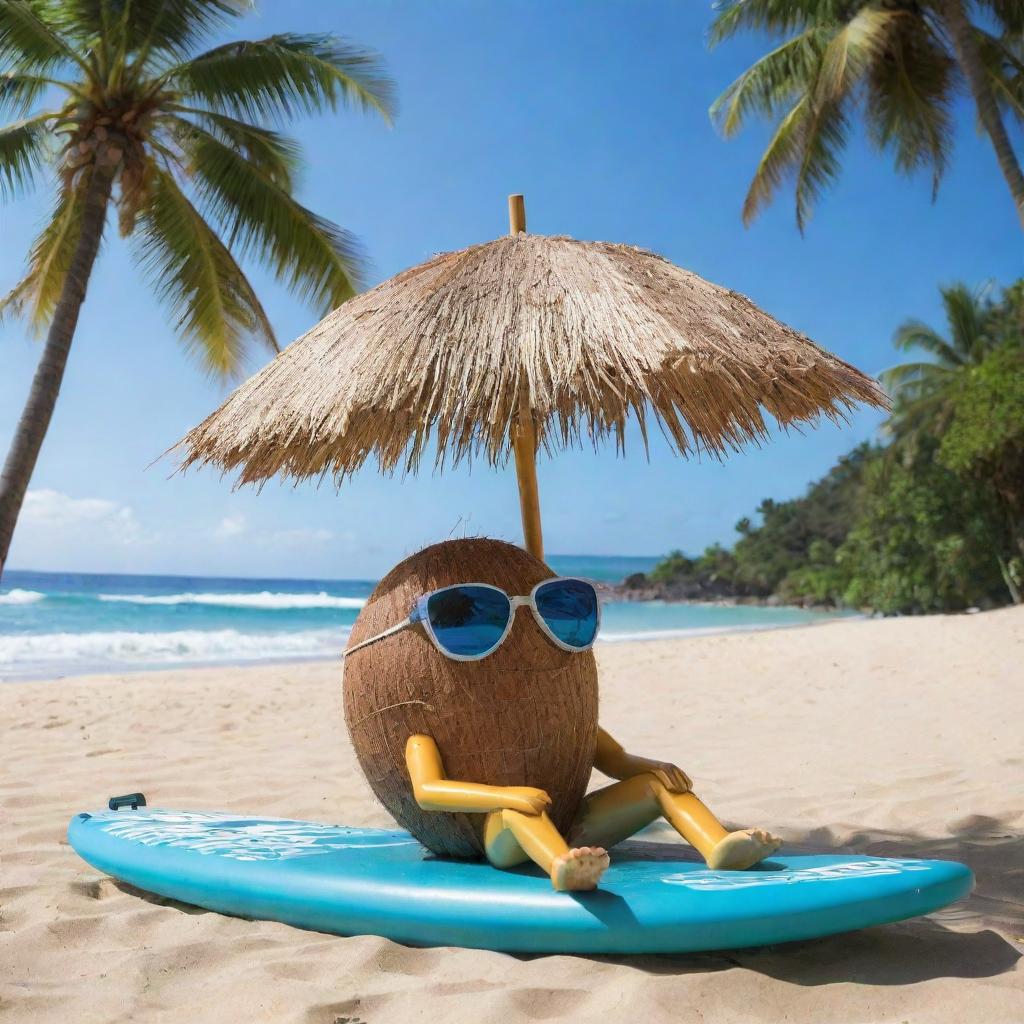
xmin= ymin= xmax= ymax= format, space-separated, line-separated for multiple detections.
xmin=508 ymin=194 xmax=545 ymax=561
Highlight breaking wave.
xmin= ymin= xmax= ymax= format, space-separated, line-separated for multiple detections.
xmin=98 ymin=591 xmax=367 ymax=610
xmin=0 ymin=627 xmax=348 ymax=675
xmin=0 ymin=589 xmax=46 ymax=605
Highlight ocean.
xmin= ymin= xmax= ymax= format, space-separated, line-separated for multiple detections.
xmin=0 ymin=558 xmax=844 ymax=680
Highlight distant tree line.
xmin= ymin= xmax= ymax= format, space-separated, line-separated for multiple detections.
xmin=635 ymin=280 xmax=1024 ymax=614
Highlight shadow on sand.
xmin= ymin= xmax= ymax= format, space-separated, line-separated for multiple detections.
xmin=549 ymin=814 xmax=1023 ymax=986
xmin=107 ymin=815 xmax=1022 ymax=984
xmin=113 ymin=880 xmax=214 ymax=916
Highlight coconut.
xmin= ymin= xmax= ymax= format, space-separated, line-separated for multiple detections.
xmin=343 ymin=538 xmax=599 ymax=857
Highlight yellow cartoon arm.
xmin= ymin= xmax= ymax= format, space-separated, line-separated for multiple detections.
xmin=594 ymin=726 xmax=692 ymax=794
xmin=405 ymin=734 xmax=552 ymax=816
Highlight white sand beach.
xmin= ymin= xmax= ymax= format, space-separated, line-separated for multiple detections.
xmin=2 ymin=608 xmax=1022 ymax=1023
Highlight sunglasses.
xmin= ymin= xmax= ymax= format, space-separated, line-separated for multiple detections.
xmin=343 ymin=577 xmax=601 ymax=662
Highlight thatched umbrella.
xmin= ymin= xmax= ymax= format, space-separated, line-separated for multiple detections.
xmin=175 ymin=196 xmax=887 ymax=559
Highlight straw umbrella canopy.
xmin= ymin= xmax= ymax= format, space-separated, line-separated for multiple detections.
xmin=175 ymin=196 xmax=887 ymax=560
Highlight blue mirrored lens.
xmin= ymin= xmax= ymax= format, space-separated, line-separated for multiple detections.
xmin=534 ymin=579 xmax=599 ymax=649
xmin=426 ymin=585 xmax=511 ymax=658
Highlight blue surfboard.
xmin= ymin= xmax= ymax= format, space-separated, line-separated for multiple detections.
xmin=68 ymin=807 xmax=972 ymax=954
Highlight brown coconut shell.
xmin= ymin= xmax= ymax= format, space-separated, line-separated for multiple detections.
xmin=343 ymin=538 xmax=599 ymax=857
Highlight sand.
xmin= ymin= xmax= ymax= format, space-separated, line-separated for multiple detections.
xmin=2 ymin=607 xmax=1022 ymax=1023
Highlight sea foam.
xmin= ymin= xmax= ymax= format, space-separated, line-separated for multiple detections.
xmin=0 ymin=627 xmax=348 ymax=674
xmin=0 ymin=588 xmax=45 ymax=605
xmin=98 ymin=591 xmax=367 ymax=610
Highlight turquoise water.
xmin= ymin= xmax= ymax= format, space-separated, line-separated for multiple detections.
xmin=0 ymin=559 xmax=843 ymax=680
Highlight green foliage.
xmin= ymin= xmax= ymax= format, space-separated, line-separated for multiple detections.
xmin=778 ymin=539 xmax=845 ymax=606
xmin=0 ymin=1 xmax=84 ymax=72
xmin=882 ymin=282 xmax=1007 ymax=446
xmin=133 ymin=167 xmax=275 ymax=374
xmin=0 ymin=0 xmax=395 ymax=375
xmin=180 ymin=122 xmax=362 ymax=310
xmin=694 ymin=543 xmax=740 ymax=587
xmin=940 ymin=343 xmax=1024 ymax=595
xmin=50 ymin=1 xmax=248 ymax=60
xmin=648 ymin=550 xmax=695 ymax=586
xmin=169 ymin=33 xmax=396 ymax=123
xmin=730 ymin=445 xmax=871 ymax=594
xmin=644 ymin=445 xmax=874 ymax=604
xmin=1 ymin=181 xmax=85 ymax=328
xmin=647 ymin=279 xmax=1024 ymax=614
xmin=0 ymin=112 xmax=51 ymax=198
xmin=940 ymin=346 xmax=1024 ymax=477
xmin=837 ymin=444 xmax=1006 ymax=613
xmin=709 ymin=1 xmax=1021 ymax=230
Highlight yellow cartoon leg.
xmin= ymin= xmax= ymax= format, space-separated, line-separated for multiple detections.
xmin=483 ymin=808 xmax=609 ymax=891
xmin=570 ymin=773 xmax=780 ymax=870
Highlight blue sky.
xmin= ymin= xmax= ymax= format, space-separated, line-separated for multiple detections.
xmin=2 ymin=1 xmax=1021 ymax=581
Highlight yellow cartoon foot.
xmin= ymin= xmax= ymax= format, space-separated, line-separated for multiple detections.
xmin=551 ymin=846 xmax=610 ymax=891
xmin=706 ymin=828 xmax=782 ymax=871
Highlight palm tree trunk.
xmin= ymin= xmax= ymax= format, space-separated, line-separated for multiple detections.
xmin=942 ymin=0 xmax=1024 ymax=230
xmin=991 ymin=485 xmax=1024 ymax=604
xmin=0 ymin=162 xmax=114 ymax=581
xmin=996 ymin=553 xmax=1022 ymax=605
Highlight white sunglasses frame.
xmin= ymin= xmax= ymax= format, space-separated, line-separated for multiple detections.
xmin=343 ymin=577 xmax=602 ymax=662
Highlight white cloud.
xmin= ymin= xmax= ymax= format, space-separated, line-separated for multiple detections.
xmin=211 ymin=515 xmax=333 ymax=547
xmin=21 ymin=489 xmax=154 ymax=545
xmin=23 ymin=489 xmax=120 ymax=524
xmin=215 ymin=514 xmax=247 ymax=539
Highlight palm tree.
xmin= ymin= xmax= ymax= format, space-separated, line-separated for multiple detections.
xmin=709 ymin=1 xmax=1024 ymax=232
xmin=881 ymin=281 xmax=1001 ymax=443
xmin=0 ymin=0 xmax=394 ymax=580
xmin=884 ymin=280 xmax=1024 ymax=604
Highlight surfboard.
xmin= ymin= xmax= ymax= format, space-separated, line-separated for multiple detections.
xmin=68 ymin=807 xmax=973 ymax=954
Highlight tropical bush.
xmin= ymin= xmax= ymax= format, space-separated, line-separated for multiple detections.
xmin=643 ymin=279 xmax=1024 ymax=612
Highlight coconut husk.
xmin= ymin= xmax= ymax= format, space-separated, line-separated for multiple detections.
xmin=343 ymin=537 xmax=599 ymax=857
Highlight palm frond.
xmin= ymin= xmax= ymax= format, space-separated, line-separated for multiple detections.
xmin=777 ymin=8 xmax=903 ymax=234
xmin=892 ymin=318 xmax=967 ymax=365
xmin=0 ymin=70 xmax=57 ymax=117
xmin=709 ymin=0 xmax=847 ymax=46
xmin=0 ymin=0 xmax=84 ymax=72
xmin=940 ymin=281 xmax=995 ymax=361
xmin=888 ymin=283 xmax=995 ymax=395
xmin=741 ymin=94 xmax=811 ymax=225
xmin=781 ymin=7 xmax=899 ymax=232
xmin=183 ymin=126 xmax=364 ymax=309
xmin=879 ymin=359 xmax=956 ymax=395
xmin=0 ymin=112 xmax=54 ymax=200
xmin=53 ymin=0 xmax=247 ymax=60
xmin=881 ymin=388 xmax=955 ymax=443
xmin=816 ymin=6 xmax=896 ymax=101
xmin=793 ymin=98 xmax=849 ymax=232
xmin=168 ymin=108 xmax=300 ymax=189
xmin=133 ymin=166 xmax=276 ymax=376
xmin=977 ymin=0 xmax=1024 ymax=35
xmin=0 ymin=181 xmax=85 ymax=329
xmin=883 ymin=278 xmax=1009 ymax=445
xmin=169 ymin=33 xmax=395 ymax=124
xmin=864 ymin=16 xmax=954 ymax=195
xmin=977 ymin=28 xmax=1024 ymax=121
xmin=716 ymin=5 xmax=886 ymax=231
xmin=710 ymin=29 xmax=824 ymax=136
